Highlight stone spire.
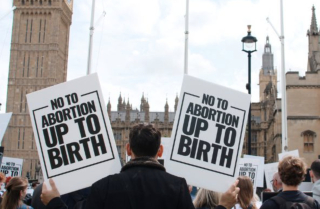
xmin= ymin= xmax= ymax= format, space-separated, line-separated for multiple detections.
xmin=307 ymin=6 xmax=320 ymax=71
xmin=164 ymin=99 xmax=169 ymax=122
xmin=262 ymin=36 xmax=274 ymax=75
xmin=125 ymin=99 xmax=131 ymax=122
xmin=107 ymin=98 xmax=111 ymax=119
xmin=144 ymin=99 xmax=150 ymax=123
xmin=308 ymin=6 xmax=319 ymax=35
xmin=140 ymin=93 xmax=146 ymax=112
xmin=122 ymin=98 xmax=126 ymax=111
xmin=174 ymin=94 xmax=179 ymax=112
xmin=117 ymin=93 xmax=122 ymax=111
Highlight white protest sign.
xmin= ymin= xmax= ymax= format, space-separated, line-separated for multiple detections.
xmin=278 ymin=149 xmax=299 ymax=160
xmin=165 ymin=75 xmax=250 ymax=193
xmin=299 ymin=182 xmax=313 ymax=191
xmin=27 ymin=73 xmax=121 ymax=195
xmin=264 ymin=162 xmax=278 ymax=192
xmin=237 ymin=158 xmax=260 ymax=189
xmin=0 ymin=157 xmax=23 ymax=177
xmin=0 ymin=113 xmax=12 ymax=144
xmin=244 ymin=154 xmax=265 ymax=187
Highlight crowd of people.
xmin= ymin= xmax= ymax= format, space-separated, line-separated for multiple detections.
xmin=0 ymin=124 xmax=319 ymax=209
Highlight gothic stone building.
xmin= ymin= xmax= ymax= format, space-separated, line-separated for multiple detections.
xmin=106 ymin=94 xmax=179 ymax=165
xmin=2 ymin=0 xmax=73 ymax=178
xmin=243 ymin=6 xmax=320 ymax=166
xmin=3 ymin=1 xmax=320 ymax=178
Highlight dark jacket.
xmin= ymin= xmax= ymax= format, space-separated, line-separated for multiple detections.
xmin=31 ymin=183 xmax=46 ymax=209
xmin=85 ymin=157 xmax=194 ymax=209
xmin=46 ymin=157 xmax=228 ymax=209
xmin=260 ymin=190 xmax=319 ymax=209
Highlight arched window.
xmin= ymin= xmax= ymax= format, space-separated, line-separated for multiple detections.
xmin=301 ymin=130 xmax=316 ymax=152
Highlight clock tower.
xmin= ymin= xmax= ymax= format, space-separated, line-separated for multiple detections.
xmin=3 ymin=0 xmax=73 ymax=178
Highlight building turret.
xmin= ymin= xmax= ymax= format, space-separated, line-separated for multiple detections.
xmin=164 ymin=99 xmax=169 ymax=123
xmin=262 ymin=36 xmax=274 ymax=75
xmin=307 ymin=6 xmax=320 ymax=71
xmin=140 ymin=93 xmax=146 ymax=112
xmin=125 ymin=99 xmax=131 ymax=122
xmin=122 ymin=98 xmax=126 ymax=111
xmin=107 ymin=98 xmax=111 ymax=119
xmin=174 ymin=94 xmax=179 ymax=112
xmin=144 ymin=100 xmax=150 ymax=123
xmin=259 ymin=37 xmax=277 ymax=102
xmin=117 ymin=93 xmax=122 ymax=111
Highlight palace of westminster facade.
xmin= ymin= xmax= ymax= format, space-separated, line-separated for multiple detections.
xmin=2 ymin=0 xmax=320 ymax=177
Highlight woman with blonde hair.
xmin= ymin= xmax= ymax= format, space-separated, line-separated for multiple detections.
xmin=234 ymin=176 xmax=258 ymax=209
xmin=193 ymin=188 xmax=221 ymax=209
xmin=0 ymin=177 xmax=33 ymax=209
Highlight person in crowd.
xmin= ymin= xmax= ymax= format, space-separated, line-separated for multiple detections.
xmin=31 ymin=182 xmax=39 ymax=190
xmin=260 ymin=156 xmax=319 ymax=209
xmin=252 ymin=194 xmax=261 ymax=208
xmin=0 ymin=172 xmax=6 ymax=203
xmin=189 ymin=185 xmax=198 ymax=201
xmin=234 ymin=176 xmax=258 ymax=209
xmin=0 ymin=177 xmax=34 ymax=209
xmin=271 ymin=172 xmax=283 ymax=192
xmin=23 ymin=182 xmax=38 ymax=206
xmin=40 ymin=124 xmax=241 ymax=209
xmin=193 ymin=188 xmax=220 ymax=209
xmin=31 ymin=183 xmax=46 ymax=209
xmin=310 ymin=159 xmax=320 ymax=203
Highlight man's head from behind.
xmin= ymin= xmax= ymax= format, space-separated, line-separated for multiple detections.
xmin=127 ymin=124 xmax=162 ymax=159
xmin=272 ymin=172 xmax=282 ymax=192
xmin=310 ymin=159 xmax=320 ymax=183
xmin=278 ymin=156 xmax=306 ymax=187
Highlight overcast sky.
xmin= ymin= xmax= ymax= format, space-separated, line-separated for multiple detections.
xmin=0 ymin=0 xmax=319 ymax=113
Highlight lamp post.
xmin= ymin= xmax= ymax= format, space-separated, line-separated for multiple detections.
xmin=241 ymin=25 xmax=257 ymax=155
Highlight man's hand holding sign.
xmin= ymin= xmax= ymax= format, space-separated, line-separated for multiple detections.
xmin=27 ymin=74 xmax=121 ymax=195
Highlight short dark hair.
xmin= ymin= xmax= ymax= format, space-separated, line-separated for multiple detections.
xmin=278 ymin=156 xmax=306 ymax=186
xmin=311 ymin=159 xmax=320 ymax=179
xmin=31 ymin=182 xmax=39 ymax=188
xmin=129 ymin=124 xmax=161 ymax=157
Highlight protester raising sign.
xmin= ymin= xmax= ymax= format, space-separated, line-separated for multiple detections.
xmin=237 ymin=158 xmax=260 ymax=190
xmin=0 ymin=157 xmax=23 ymax=177
xmin=166 ymin=75 xmax=250 ymax=192
xmin=264 ymin=162 xmax=279 ymax=192
xmin=243 ymin=155 xmax=265 ymax=187
xmin=27 ymin=73 xmax=121 ymax=194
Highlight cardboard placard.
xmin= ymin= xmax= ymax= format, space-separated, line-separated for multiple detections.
xmin=0 ymin=157 xmax=23 ymax=177
xmin=237 ymin=158 xmax=260 ymax=189
xmin=264 ymin=162 xmax=279 ymax=192
xmin=0 ymin=113 xmax=12 ymax=144
xmin=243 ymin=154 xmax=265 ymax=187
xmin=165 ymin=75 xmax=250 ymax=192
xmin=278 ymin=149 xmax=299 ymax=160
xmin=27 ymin=73 xmax=121 ymax=194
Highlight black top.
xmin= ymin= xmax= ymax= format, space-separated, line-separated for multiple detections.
xmin=260 ymin=190 xmax=318 ymax=209
xmin=46 ymin=158 xmax=229 ymax=209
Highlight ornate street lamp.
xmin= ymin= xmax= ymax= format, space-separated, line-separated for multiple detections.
xmin=242 ymin=25 xmax=257 ymax=155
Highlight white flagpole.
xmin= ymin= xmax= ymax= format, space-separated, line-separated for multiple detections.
xmin=280 ymin=0 xmax=288 ymax=152
xmin=184 ymin=0 xmax=189 ymax=75
xmin=87 ymin=0 xmax=96 ymax=75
